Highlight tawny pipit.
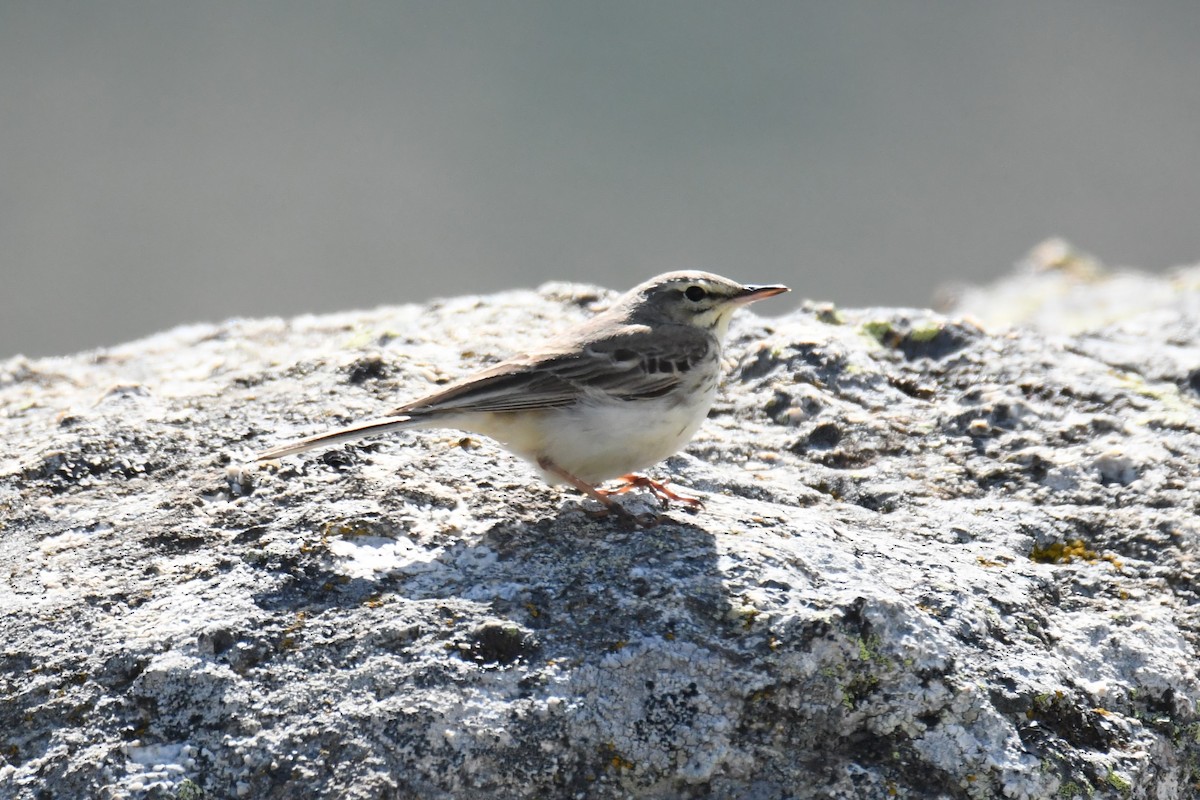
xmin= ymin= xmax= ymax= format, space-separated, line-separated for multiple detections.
xmin=257 ymin=271 xmax=788 ymax=514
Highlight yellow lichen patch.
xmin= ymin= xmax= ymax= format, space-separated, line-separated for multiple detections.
xmin=1106 ymin=767 xmax=1131 ymax=792
xmin=862 ymin=320 xmax=900 ymax=347
xmin=907 ymin=322 xmax=944 ymax=343
xmin=322 ymin=520 xmax=377 ymax=539
xmin=280 ymin=611 xmax=308 ymax=649
xmin=339 ymin=328 xmax=378 ymax=349
xmin=1029 ymin=539 xmax=1121 ymax=570
xmin=599 ymin=744 xmax=634 ymax=771
xmin=1026 ymin=689 xmax=1066 ymax=720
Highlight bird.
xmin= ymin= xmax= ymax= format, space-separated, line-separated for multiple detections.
xmin=257 ymin=271 xmax=788 ymax=520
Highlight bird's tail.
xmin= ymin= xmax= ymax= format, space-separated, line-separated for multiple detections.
xmin=256 ymin=416 xmax=418 ymax=460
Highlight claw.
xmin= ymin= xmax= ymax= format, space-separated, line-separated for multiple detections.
xmin=536 ymin=458 xmax=684 ymax=527
xmin=600 ymin=474 xmax=704 ymax=509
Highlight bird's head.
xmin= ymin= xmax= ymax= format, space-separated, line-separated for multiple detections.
xmin=622 ymin=271 xmax=789 ymax=338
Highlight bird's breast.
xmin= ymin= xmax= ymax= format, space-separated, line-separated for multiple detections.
xmin=431 ymin=371 xmax=718 ymax=487
xmin=536 ymin=384 xmax=717 ymax=484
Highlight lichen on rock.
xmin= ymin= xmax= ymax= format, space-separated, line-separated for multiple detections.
xmin=2 ymin=247 xmax=1199 ymax=799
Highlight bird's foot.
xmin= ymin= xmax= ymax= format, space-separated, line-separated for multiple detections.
xmin=538 ymin=457 xmax=667 ymax=527
xmin=539 ymin=457 xmax=661 ymax=528
xmin=601 ymin=474 xmax=704 ymax=510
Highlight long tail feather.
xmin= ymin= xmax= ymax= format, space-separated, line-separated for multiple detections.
xmin=256 ymin=416 xmax=417 ymax=460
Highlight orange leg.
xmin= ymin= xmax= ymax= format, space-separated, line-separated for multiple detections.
xmin=538 ymin=457 xmax=614 ymax=508
xmin=538 ymin=459 xmax=661 ymax=527
xmin=599 ymin=474 xmax=704 ymax=509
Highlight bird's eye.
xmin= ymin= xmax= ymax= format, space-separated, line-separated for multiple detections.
xmin=684 ymin=285 xmax=707 ymax=302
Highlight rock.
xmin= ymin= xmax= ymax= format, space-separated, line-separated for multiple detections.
xmin=938 ymin=238 xmax=1200 ymax=335
xmin=2 ymin=252 xmax=1199 ymax=799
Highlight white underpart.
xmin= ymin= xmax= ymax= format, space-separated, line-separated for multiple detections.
xmin=439 ymin=379 xmax=719 ymax=486
xmin=546 ymin=385 xmax=718 ymax=483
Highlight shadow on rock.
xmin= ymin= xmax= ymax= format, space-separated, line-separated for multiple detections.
xmin=246 ymin=502 xmax=729 ymax=666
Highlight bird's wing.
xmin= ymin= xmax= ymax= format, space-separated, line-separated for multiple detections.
xmin=388 ymin=325 xmax=711 ymax=417
xmin=547 ymin=327 xmax=713 ymax=400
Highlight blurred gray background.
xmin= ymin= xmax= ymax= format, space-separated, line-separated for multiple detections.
xmin=4 ymin=2 xmax=1199 ymax=359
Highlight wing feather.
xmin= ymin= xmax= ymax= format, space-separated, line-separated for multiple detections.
xmin=388 ymin=324 xmax=712 ymax=418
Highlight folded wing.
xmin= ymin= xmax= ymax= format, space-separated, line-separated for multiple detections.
xmin=389 ymin=325 xmax=711 ymax=417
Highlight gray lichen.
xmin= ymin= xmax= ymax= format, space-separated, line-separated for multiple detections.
xmin=2 ymin=248 xmax=1199 ymax=799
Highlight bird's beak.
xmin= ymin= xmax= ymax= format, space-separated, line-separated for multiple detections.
xmin=731 ymin=284 xmax=790 ymax=306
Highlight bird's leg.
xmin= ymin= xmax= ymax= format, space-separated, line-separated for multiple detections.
xmin=601 ymin=474 xmax=704 ymax=509
xmin=538 ymin=458 xmax=658 ymax=527
xmin=538 ymin=457 xmax=614 ymax=508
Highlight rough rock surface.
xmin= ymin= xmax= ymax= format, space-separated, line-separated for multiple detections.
xmin=3 ymin=246 xmax=1199 ymax=799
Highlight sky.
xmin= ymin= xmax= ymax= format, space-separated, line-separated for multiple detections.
xmin=3 ymin=1 xmax=1199 ymax=357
